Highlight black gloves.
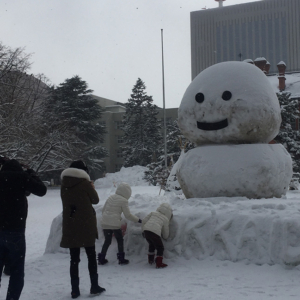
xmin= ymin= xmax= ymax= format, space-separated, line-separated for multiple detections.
xmin=138 ymin=219 xmax=142 ymax=223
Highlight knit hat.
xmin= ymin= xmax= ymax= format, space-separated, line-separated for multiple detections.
xmin=69 ymin=160 xmax=89 ymax=174
xmin=1 ymin=159 xmax=23 ymax=172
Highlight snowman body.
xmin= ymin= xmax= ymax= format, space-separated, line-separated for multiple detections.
xmin=177 ymin=144 xmax=292 ymax=199
xmin=177 ymin=62 xmax=293 ymax=199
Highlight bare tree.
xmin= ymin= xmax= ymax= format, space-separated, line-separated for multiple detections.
xmin=0 ymin=42 xmax=52 ymax=168
xmin=0 ymin=42 xmax=107 ymax=176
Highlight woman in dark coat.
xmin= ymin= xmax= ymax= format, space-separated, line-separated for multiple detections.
xmin=60 ymin=160 xmax=105 ymax=299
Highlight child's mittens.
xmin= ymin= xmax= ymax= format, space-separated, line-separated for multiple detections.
xmin=138 ymin=219 xmax=142 ymax=223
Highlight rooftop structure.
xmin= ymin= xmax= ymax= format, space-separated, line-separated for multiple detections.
xmin=215 ymin=0 xmax=225 ymax=8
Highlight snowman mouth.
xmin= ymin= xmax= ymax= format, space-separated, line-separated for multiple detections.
xmin=197 ymin=119 xmax=228 ymax=131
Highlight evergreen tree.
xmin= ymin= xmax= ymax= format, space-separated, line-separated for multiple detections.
xmin=144 ymin=119 xmax=194 ymax=187
xmin=47 ymin=76 xmax=105 ymax=143
xmin=41 ymin=76 xmax=107 ymax=174
xmin=275 ymin=92 xmax=300 ymax=175
xmin=122 ymin=78 xmax=162 ymax=167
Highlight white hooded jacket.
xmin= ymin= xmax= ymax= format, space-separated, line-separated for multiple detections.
xmin=101 ymin=183 xmax=139 ymax=229
xmin=142 ymin=203 xmax=172 ymax=239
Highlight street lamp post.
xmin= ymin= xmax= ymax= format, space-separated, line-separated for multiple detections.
xmin=161 ymin=29 xmax=168 ymax=169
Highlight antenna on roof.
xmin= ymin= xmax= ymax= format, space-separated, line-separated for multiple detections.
xmin=215 ymin=0 xmax=225 ymax=8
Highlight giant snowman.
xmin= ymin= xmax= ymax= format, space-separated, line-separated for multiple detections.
xmin=177 ymin=61 xmax=293 ymax=199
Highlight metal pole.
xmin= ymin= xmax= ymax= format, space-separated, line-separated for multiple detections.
xmin=161 ymin=29 xmax=167 ymax=169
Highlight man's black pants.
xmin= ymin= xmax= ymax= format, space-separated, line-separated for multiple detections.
xmin=0 ymin=230 xmax=26 ymax=300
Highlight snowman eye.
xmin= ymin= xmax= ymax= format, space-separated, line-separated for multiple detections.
xmin=222 ymin=91 xmax=232 ymax=101
xmin=195 ymin=93 xmax=205 ymax=103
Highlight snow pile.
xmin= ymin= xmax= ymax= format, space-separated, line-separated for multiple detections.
xmin=124 ymin=192 xmax=300 ymax=266
xmin=45 ymin=164 xmax=300 ymax=266
xmin=94 ymin=165 xmax=149 ymax=188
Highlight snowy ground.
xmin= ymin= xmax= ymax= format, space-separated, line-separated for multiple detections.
xmin=2 ymin=167 xmax=300 ymax=300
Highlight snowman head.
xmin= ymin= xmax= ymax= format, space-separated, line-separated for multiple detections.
xmin=178 ymin=61 xmax=281 ymax=145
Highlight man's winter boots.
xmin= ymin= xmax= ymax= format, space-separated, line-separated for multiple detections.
xmin=90 ymin=274 xmax=106 ymax=295
xmin=117 ymin=252 xmax=129 ymax=265
xmin=155 ymin=256 xmax=168 ymax=269
xmin=71 ymin=278 xmax=80 ymax=299
xmin=97 ymin=253 xmax=108 ymax=265
xmin=148 ymin=253 xmax=155 ymax=265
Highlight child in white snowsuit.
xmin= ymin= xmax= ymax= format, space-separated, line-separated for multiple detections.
xmin=98 ymin=182 xmax=142 ymax=265
xmin=142 ymin=203 xmax=173 ymax=268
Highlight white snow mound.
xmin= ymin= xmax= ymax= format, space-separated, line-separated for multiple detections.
xmin=45 ymin=190 xmax=300 ymax=266
xmin=94 ymin=166 xmax=149 ymax=188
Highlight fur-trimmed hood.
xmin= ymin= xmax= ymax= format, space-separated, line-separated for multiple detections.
xmin=61 ymin=168 xmax=90 ymax=188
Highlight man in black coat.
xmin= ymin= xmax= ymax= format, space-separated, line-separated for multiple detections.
xmin=0 ymin=159 xmax=47 ymax=300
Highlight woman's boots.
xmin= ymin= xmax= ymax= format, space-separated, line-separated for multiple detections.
xmin=71 ymin=275 xmax=105 ymax=298
xmin=155 ymin=256 xmax=168 ymax=269
xmin=117 ymin=252 xmax=129 ymax=265
xmin=71 ymin=278 xmax=80 ymax=299
xmin=98 ymin=252 xmax=129 ymax=265
xmin=90 ymin=274 xmax=106 ymax=295
xmin=148 ymin=253 xmax=155 ymax=265
xmin=97 ymin=253 xmax=108 ymax=265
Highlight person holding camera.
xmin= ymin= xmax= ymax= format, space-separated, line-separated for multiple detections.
xmin=60 ymin=160 xmax=105 ymax=299
xmin=0 ymin=159 xmax=47 ymax=300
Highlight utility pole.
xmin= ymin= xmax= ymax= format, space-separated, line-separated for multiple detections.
xmin=161 ymin=29 xmax=167 ymax=169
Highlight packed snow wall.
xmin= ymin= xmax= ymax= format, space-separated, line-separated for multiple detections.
xmin=45 ymin=192 xmax=300 ymax=266
xmin=125 ymin=196 xmax=300 ymax=266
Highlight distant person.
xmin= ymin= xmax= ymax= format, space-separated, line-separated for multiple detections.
xmin=142 ymin=203 xmax=173 ymax=268
xmin=0 ymin=159 xmax=47 ymax=300
xmin=60 ymin=160 xmax=105 ymax=299
xmin=98 ymin=182 xmax=142 ymax=265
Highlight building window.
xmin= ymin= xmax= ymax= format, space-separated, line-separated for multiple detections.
xmin=115 ymin=121 xmax=122 ymax=129
xmin=117 ymin=148 xmax=123 ymax=158
xmin=117 ymin=135 xmax=124 ymax=144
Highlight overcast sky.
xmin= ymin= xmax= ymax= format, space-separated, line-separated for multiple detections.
xmin=0 ymin=0 xmax=261 ymax=108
